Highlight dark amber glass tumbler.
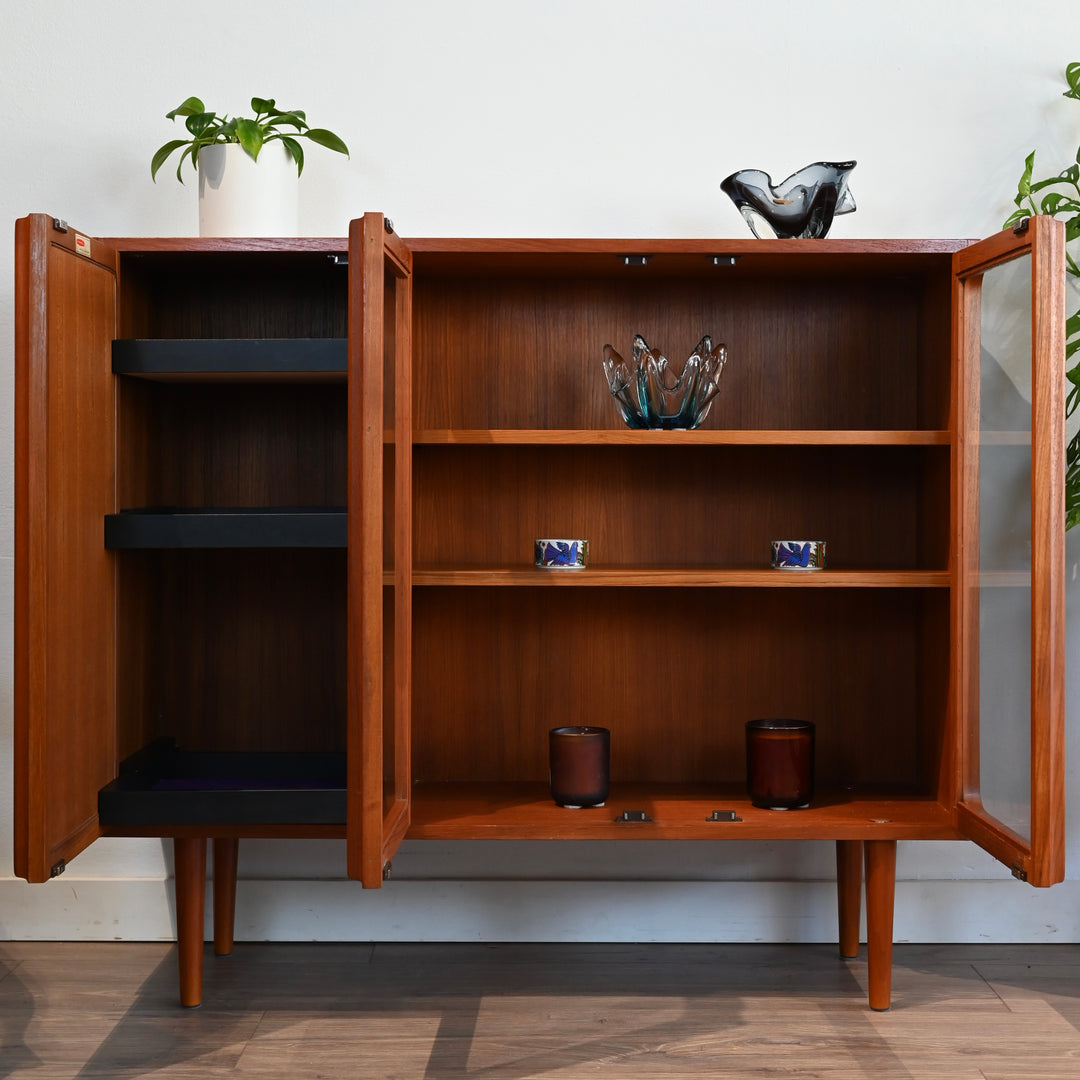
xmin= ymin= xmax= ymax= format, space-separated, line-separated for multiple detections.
xmin=549 ymin=726 xmax=610 ymax=808
xmin=746 ymin=719 xmax=815 ymax=809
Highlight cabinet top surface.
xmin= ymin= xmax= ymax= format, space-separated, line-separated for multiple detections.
xmin=99 ymin=234 xmax=973 ymax=255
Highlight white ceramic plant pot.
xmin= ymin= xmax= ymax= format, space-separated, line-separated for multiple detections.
xmin=197 ymin=142 xmax=299 ymax=237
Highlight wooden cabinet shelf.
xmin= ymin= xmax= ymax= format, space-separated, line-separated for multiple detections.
xmin=414 ymin=428 xmax=952 ymax=446
xmin=112 ymin=338 xmax=346 ymax=380
xmin=408 ymin=782 xmax=956 ymax=841
xmin=411 ymin=568 xmax=950 ymax=587
xmin=105 ymin=507 xmax=346 ymax=549
xmin=98 ymin=743 xmax=346 ymax=827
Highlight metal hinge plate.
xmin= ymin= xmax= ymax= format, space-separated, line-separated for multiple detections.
xmin=1011 ymin=864 xmax=1028 ymax=882
xmin=1012 ymin=216 xmax=1031 ymax=236
xmin=52 ymin=218 xmax=68 ymax=233
xmin=615 ymin=809 xmax=652 ymax=823
xmin=383 ymin=860 xmax=393 ymax=881
xmin=707 ymin=810 xmax=743 ymax=822
xmin=50 ymin=859 xmax=66 ymax=878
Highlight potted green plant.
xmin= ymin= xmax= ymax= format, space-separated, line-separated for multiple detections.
xmin=1005 ymin=62 xmax=1080 ymax=529
xmin=151 ymin=96 xmax=350 ymax=237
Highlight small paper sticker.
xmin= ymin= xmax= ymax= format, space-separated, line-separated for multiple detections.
xmin=74 ymin=233 xmax=91 ymax=258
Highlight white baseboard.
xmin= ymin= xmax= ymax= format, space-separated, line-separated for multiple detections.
xmin=2 ymin=877 xmax=1079 ymax=944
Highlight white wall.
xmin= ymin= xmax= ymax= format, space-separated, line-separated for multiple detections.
xmin=2 ymin=0 xmax=1079 ymax=943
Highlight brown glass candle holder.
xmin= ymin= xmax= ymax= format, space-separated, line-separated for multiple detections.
xmin=549 ymin=726 xmax=610 ymax=808
xmin=746 ymin=718 xmax=815 ymax=809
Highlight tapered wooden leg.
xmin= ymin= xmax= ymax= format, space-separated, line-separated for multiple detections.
xmin=864 ymin=839 xmax=896 ymax=1011
xmin=836 ymin=840 xmax=863 ymax=959
xmin=212 ymin=838 xmax=239 ymax=957
xmin=173 ymin=837 xmax=207 ymax=1008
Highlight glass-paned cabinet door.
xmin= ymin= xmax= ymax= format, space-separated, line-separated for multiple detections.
xmin=346 ymin=213 xmax=413 ymax=887
xmin=954 ymin=216 xmax=1066 ymax=886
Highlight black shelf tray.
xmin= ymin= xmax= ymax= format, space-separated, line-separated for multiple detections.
xmin=104 ymin=507 xmax=346 ymax=549
xmin=112 ymin=338 xmax=347 ymax=377
xmin=99 ymin=741 xmax=346 ymax=827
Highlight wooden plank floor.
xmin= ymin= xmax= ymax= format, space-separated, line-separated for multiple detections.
xmin=2 ymin=942 xmax=1080 ymax=1078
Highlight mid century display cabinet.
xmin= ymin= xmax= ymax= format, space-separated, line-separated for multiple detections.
xmin=13 ymin=212 xmax=1066 ymax=1010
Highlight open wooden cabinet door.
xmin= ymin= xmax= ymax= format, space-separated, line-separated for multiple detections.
xmin=14 ymin=215 xmax=118 ymax=882
xmin=347 ymin=213 xmax=413 ymax=886
xmin=953 ymin=215 xmax=1066 ymax=886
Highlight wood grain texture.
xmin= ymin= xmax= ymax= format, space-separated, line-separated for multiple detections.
xmin=13 ymin=215 xmax=118 ymax=882
xmin=213 ymin=837 xmax=239 ymax=957
xmin=411 ymin=587 xmax=948 ymax=795
xmin=865 ymin=839 xmax=897 ymax=1011
xmin=413 ymin=273 xmax=953 ymax=432
xmin=413 ymin=444 xmax=949 ymax=572
xmin=405 ymin=783 xmax=955 ymax=841
xmin=836 ymin=840 xmax=863 ymax=958
xmin=952 ymin=217 xmax=1066 ymax=885
xmin=411 ymin=568 xmax=950 ymax=587
xmin=173 ymin=836 xmax=206 ymax=1008
xmin=416 ymin=428 xmax=952 ymax=445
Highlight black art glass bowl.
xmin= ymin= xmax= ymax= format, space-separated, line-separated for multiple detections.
xmin=721 ymin=161 xmax=856 ymax=239
xmin=602 ymin=334 xmax=728 ymax=430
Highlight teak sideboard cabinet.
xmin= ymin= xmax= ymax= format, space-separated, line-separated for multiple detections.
xmin=14 ymin=212 xmax=1066 ymax=1011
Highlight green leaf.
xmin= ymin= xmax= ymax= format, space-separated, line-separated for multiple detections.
xmin=280 ymin=134 xmax=305 ymax=176
xmin=174 ymin=144 xmax=195 ymax=184
xmin=186 ymin=111 xmax=219 ymax=137
xmin=304 ymin=128 xmax=349 ymax=156
xmin=151 ymin=139 xmax=188 ymax=181
xmin=1038 ymin=192 xmax=1080 ymax=216
xmin=1017 ymin=150 xmax=1036 ymax=197
xmin=166 ymin=96 xmax=205 ymax=120
xmin=251 ymin=96 xmax=276 ymax=114
xmin=1065 ymin=62 xmax=1080 ymax=100
xmin=269 ymin=110 xmax=308 ymax=131
xmin=234 ymin=117 xmax=264 ymax=160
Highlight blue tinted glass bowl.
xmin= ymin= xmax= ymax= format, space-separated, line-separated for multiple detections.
xmin=602 ymin=334 xmax=728 ymax=430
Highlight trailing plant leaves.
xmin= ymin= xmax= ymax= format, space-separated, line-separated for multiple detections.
xmin=166 ymin=96 xmax=205 ymax=120
xmin=251 ymin=96 xmax=276 ymax=114
xmin=306 ymin=128 xmax=350 ymax=156
xmin=234 ymin=117 xmax=264 ymax=160
xmin=151 ymin=139 xmax=189 ymax=181
xmin=280 ymin=135 xmax=305 ymax=176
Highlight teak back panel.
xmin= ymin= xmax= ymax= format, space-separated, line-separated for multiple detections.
xmin=413 ymin=444 xmax=950 ymax=571
xmin=411 ymin=587 xmax=948 ymax=793
xmin=413 ymin=270 xmax=953 ymax=431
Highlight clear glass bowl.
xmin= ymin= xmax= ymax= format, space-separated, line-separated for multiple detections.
xmin=602 ymin=334 xmax=728 ymax=430
xmin=721 ymin=161 xmax=856 ymax=239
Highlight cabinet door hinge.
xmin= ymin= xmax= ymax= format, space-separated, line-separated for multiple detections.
xmin=1012 ymin=216 xmax=1031 ymax=236
xmin=384 ymin=217 xmax=395 ymax=235
xmin=1011 ymin=865 xmax=1028 ymax=882
xmin=50 ymin=859 xmax=66 ymax=878
xmin=615 ymin=809 xmax=652 ymax=823
xmin=52 ymin=218 xmax=68 ymax=233
xmin=382 ymin=860 xmax=393 ymax=881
